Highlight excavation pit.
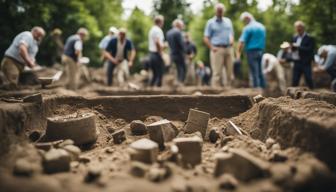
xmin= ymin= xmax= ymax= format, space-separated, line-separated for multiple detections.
xmin=0 ymin=94 xmax=335 ymax=191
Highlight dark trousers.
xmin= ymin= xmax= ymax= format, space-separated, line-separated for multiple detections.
xmin=149 ymin=52 xmax=164 ymax=87
xmin=246 ymin=50 xmax=266 ymax=88
xmin=107 ymin=62 xmax=116 ymax=86
xmin=171 ymin=54 xmax=186 ymax=83
xmin=292 ymin=61 xmax=314 ymax=89
xmin=326 ymin=65 xmax=336 ymax=80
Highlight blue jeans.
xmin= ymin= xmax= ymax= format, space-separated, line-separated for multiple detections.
xmin=246 ymin=50 xmax=266 ymax=88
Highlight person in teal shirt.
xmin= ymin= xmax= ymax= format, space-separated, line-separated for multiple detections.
xmin=237 ymin=12 xmax=266 ymax=88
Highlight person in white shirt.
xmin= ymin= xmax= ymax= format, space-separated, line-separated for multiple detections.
xmin=1 ymin=26 xmax=45 ymax=86
xmin=315 ymin=45 xmax=336 ymax=91
xmin=262 ymin=53 xmax=286 ymax=92
xmin=148 ymin=15 xmax=165 ymax=87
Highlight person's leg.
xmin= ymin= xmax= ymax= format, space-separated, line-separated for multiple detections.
xmin=275 ymin=63 xmax=286 ymax=92
xmin=246 ymin=51 xmax=259 ymax=87
xmin=303 ymin=64 xmax=314 ymax=89
xmin=210 ymin=48 xmax=224 ymax=87
xmin=223 ymin=47 xmax=234 ymax=87
xmin=256 ymin=51 xmax=266 ymax=88
xmin=292 ymin=62 xmax=302 ymax=87
xmin=156 ymin=53 xmax=164 ymax=87
xmin=0 ymin=57 xmax=21 ymax=86
xmin=106 ymin=62 xmax=115 ymax=86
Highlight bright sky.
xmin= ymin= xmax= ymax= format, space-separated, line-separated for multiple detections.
xmin=122 ymin=0 xmax=275 ymax=18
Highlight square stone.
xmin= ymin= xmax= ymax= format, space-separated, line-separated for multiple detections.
xmin=147 ymin=119 xmax=178 ymax=149
xmin=129 ymin=138 xmax=159 ymax=164
xmin=184 ymin=109 xmax=210 ymax=138
xmin=173 ymin=136 xmax=203 ymax=168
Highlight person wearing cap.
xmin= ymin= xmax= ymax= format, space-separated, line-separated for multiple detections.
xmin=99 ymin=27 xmax=118 ymax=70
xmin=148 ymin=15 xmax=165 ymax=87
xmin=51 ymin=28 xmax=64 ymax=65
xmin=315 ymin=45 xmax=336 ymax=91
xmin=204 ymin=3 xmax=234 ymax=87
xmin=104 ymin=28 xmax=136 ymax=86
xmin=237 ymin=12 xmax=266 ymax=89
xmin=1 ymin=26 xmax=45 ymax=87
xmin=167 ymin=19 xmax=186 ymax=86
xmin=277 ymin=42 xmax=294 ymax=86
xmin=62 ymin=27 xmax=89 ymax=90
xmin=262 ymin=53 xmax=286 ymax=92
xmin=291 ymin=21 xmax=315 ymax=89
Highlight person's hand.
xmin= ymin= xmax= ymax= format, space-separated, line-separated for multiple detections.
xmin=128 ymin=61 xmax=133 ymax=67
xmin=212 ymin=47 xmax=218 ymax=53
xmin=110 ymin=57 xmax=118 ymax=65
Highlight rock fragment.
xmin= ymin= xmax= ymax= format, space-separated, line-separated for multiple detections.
xmin=43 ymin=148 xmax=71 ymax=174
xmin=224 ymin=121 xmax=242 ymax=136
xmin=129 ymin=138 xmax=159 ymax=164
xmin=147 ymin=119 xmax=178 ymax=149
xmin=85 ymin=166 xmax=102 ymax=183
xmin=209 ymin=128 xmax=220 ymax=143
xmin=173 ymin=136 xmax=203 ymax=168
xmin=253 ymin=94 xmax=265 ymax=103
xmin=214 ymin=149 xmax=270 ymax=181
xmin=13 ymin=158 xmax=35 ymax=177
xmin=130 ymin=120 xmax=147 ymax=135
xmin=184 ymin=109 xmax=210 ymax=138
xmin=112 ymin=129 xmax=126 ymax=144
xmin=130 ymin=161 xmax=149 ymax=177
xmin=23 ymin=93 xmax=42 ymax=103
xmin=62 ymin=145 xmax=81 ymax=160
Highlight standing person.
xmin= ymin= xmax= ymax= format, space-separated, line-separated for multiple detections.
xmin=1 ymin=26 xmax=45 ymax=87
xmin=262 ymin=53 xmax=286 ymax=92
xmin=62 ymin=28 xmax=89 ymax=90
xmin=167 ymin=19 xmax=186 ymax=85
xmin=204 ymin=3 xmax=234 ymax=87
xmin=291 ymin=21 xmax=315 ymax=89
xmin=50 ymin=28 xmax=64 ymax=65
xmin=277 ymin=42 xmax=294 ymax=87
xmin=148 ymin=15 xmax=165 ymax=87
xmin=237 ymin=12 xmax=266 ymax=89
xmin=104 ymin=28 xmax=136 ymax=86
xmin=315 ymin=45 xmax=336 ymax=91
xmin=99 ymin=26 xmax=118 ymax=64
xmin=184 ymin=33 xmax=197 ymax=85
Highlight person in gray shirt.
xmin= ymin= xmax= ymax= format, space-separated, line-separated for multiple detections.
xmin=1 ymin=26 xmax=45 ymax=86
xmin=315 ymin=45 xmax=336 ymax=91
xmin=167 ymin=19 xmax=186 ymax=85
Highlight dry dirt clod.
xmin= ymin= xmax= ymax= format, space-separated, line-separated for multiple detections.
xmin=62 ymin=144 xmax=81 ymax=161
xmin=78 ymin=155 xmax=91 ymax=164
xmin=84 ymin=166 xmax=102 ymax=183
xmin=266 ymin=138 xmax=276 ymax=149
xmin=43 ymin=148 xmax=71 ymax=174
xmin=253 ymin=94 xmax=265 ymax=103
xmin=218 ymin=174 xmax=239 ymax=190
xmin=130 ymin=161 xmax=149 ymax=177
xmin=13 ymin=158 xmax=35 ymax=177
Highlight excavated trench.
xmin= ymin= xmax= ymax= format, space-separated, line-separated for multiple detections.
xmin=0 ymin=93 xmax=336 ymax=192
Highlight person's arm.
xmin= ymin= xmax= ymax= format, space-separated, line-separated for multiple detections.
xmin=176 ymin=32 xmax=185 ymax=51
xmin=154 ymin=37 xmax=163 ymax=54
xmin=74 ymin=40 xmax=83 ymax=62
xmin=19 ymin=44 xmax=35 ymax=68
xmin=104 ymin=40 xmax=118 ymax=64
xmin=203 ymin=20 xmax=217 ymax=52
xmin=128 ymin=49 xmax=136 ymax=67
xmin=236 ymin=41 xmax=244 ymax=60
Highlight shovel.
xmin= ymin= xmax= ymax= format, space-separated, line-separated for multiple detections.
xmin=38 ymin=71 xmax=63 ymax=89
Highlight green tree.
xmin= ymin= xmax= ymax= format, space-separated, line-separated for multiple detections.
xmin=126 ymin=7 xmax=152 ymax=73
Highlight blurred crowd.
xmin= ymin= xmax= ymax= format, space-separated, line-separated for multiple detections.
xmin=1 ymin=3 xmax=335 ymax=92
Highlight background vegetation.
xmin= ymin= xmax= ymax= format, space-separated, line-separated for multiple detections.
xmin=1 ymin=0 xmax=335 ymax=77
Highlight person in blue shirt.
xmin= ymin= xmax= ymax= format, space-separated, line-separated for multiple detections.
xmin=237 ymin=12 xmax=266 ymax=88
xmin=204 ymin=3 xmax=234 ymax=87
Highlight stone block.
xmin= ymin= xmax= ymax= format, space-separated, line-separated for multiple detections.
xmin=130 ymin=120 xmax=147 ymax=135
xmin=214 ymin=149 xmax=270 ymax=181
xmin=23 ymin=93 xmax=42 ymax=103
xmin=184 ymin=109 xmax=210 ymax=138
xmin=129 ymin=138 xmax=159 ymax=164
xmin=147 ymin=119 xmax=178 ymax=149
xmin=112 ymin=129 xmax=126 ymax=144
xmin=173 ymin=136 xmax=203 ymax=168
xmin=43 ymin=148 xmax=71 ymax=174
